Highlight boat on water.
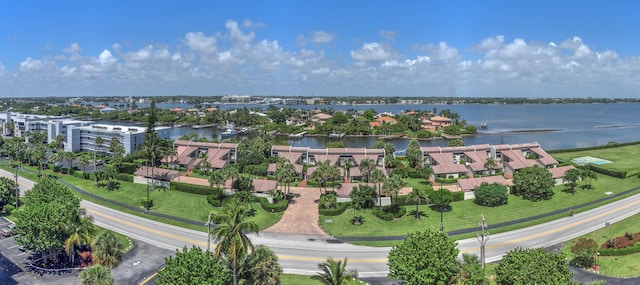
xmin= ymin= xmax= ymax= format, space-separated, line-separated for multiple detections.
xmin=329 ymin=132 xmax=346 ymax=139
xmin=221 ymin=128 xmax=237 ymax=138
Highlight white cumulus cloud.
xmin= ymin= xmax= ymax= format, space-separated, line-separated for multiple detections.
xmin=350 ymin=42 xmax=395 ymax=62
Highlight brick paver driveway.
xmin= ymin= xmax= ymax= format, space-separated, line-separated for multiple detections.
xmin=264 ymin=186 xmax=328 ymax=236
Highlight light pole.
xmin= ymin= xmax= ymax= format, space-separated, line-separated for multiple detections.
xmin=14 ymin=164 xmax=20 ymax=209
xmin=439 ymin=183 xmax=444 ymax=232
xmin=476 ymin=214 xmax=490 ymax=270
xmin=206 ymin=212 xmax=212 ymax=252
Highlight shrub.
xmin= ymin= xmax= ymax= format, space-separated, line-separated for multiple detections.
xmin=119 ymin=162 xmax=139 ymax=174
xmin=319 ymin=202 xmax=350 ymax=216
xmin=319 ymin=193 xmax=338 ymax=209
xmin=141 ymin=197 xmax=153 ymax=208
xmin=452 ymin=191 xmax=464 ymax=202
xmin=171 ymin=182 xmax=214 ymax=195
xmin=372 ymin=205 xmax=407 ymax=221
xmin=257 ymin=197 xmax=288 ymax=212
xmin=116 ymin=173 xmax=133 ymax=183
xmin=3 ymin=204 xmax=15 ymax=215
xmin=474 ymin=182 xmax=509 ymax=207
xmin=390 ymin=168 xmax=409 ymax=178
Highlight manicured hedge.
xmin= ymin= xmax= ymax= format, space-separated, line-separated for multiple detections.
xmin=599 ymin=243 xmax=640 ymax=256
xmin=170 ymin=181 xmax=214 ymax=195
xmin=582 ymin=164 xmax=627 ymax=178
xmin=257 ymin=197 xmax=288 ymax=212
xmin=452 ymin=191 xmax=465 ymax=202
xmin=119 ymin=162 xmax=139 ymax=174
xmin=116 ymin=173 xmax=133 ymax=183
xmin=396 ymin=193 xmax=433 ymax=206
xmin=372 ymin=205 xmax=406 ymax=221
xmin=319 ymin=202 xmax=350 ymax=216
xmin=546 ymin=141 xmax=640 ymax=154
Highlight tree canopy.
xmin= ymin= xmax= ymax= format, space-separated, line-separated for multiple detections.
xmin=15 ymin=178 xmax=85 ymax=265
xmin=157 ymin=246 xmax=231 ymax=285
xmin=387 ymin=228 xmax=459 ymax=285
xmin=511 ymin=166 xmax=555 ymax=201
xmin=474 ymin=182 xmax=509 ymax=207
xmin=495 ymin=247 xmax=572 ymax=285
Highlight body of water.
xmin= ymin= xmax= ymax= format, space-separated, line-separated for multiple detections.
xmin=157 ymin=103 xmax=640 ymax=151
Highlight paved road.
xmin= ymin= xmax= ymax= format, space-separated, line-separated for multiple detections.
xmin=5 ymin=168 xmax=640 ymax=278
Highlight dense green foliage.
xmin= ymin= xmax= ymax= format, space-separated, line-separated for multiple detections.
xmin=311 ymin=257 xmax=358 ymax=285
xmin=511 ymin=166 xmax=555 ymax=201
xmin=570 ymin=238 xmax=599 ymax=267
xmin=157 ymin=246 xmax=231 ymax=285
xmin=80 ymin=264 xmax=114 ymax=285
xmin=92 ymin=231 xmax=126 ymax=269
xmin=474 ymin=182 xmax=509 ymax=207
xmin=495 ymin=247 xmax=572 ymax=285
xmin=387 ymin=229 xmax=460 ymax=285
xmin=428 ymin=189 xmax=453 ymax=212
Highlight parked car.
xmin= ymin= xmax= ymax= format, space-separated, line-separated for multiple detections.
xmin=1 ymin=224 xmax=16 ymax=237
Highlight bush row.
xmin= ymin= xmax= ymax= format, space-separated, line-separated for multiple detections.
xmin=170 ymin=182 xmax=215 ymax=195
xmin=599 ymin=243 xmax=640 ymax=256
xmin=319 ymin=202 xmax=350 ymax=216
xmin=581 ymin=164 xmax=628 ymax=178
xmin=372 ymin=205 xmax=406 ymax=221
xmin=257 ymin=197 xmax=288 ymax=212
xmin=546 ymin=141 xmax=640 ymax=154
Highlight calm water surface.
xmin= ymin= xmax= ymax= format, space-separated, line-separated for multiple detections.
xmin=164 ymin=103 xmax=640 ymax=151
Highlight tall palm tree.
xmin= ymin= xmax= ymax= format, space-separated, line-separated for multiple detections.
xmin=196 ymin=151 xmax=211 ymax=176
xmin=358 ymin=157 xmax=375 ymax=183
xmin=328 ymin=165 xmax=340 ymax=192
xmin=311 ymin=257 xmax=358 ymax=285
xmin=224 ymin=165 xmax=240 ymax=191
xmin=370 ymin=168 xmax=386 ymax=206
xmin=78 ymin=155 xmax=90 ymax=178
xmin=209 ymin=169 xmax=225 ymax=190
xmin=210 ymin=198 xmax=259 ymax=285
xmin=93 ymin=136 xmax=104 ymax=179
xmin=108 ymin=137 xmax=125 ymax=171
xmin=407 ymin=187 xmax=428 ymax=220
xmin=342 ymin=159 xmax=353 ymax=183
xmin=382 ymin=174 xmax=404 ymax=206
xmin=311 ymin=160 xmax=332 ymax=194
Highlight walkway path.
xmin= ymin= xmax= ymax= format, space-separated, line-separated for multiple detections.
xmin=263 ymin=186 xmax=328 ymax=237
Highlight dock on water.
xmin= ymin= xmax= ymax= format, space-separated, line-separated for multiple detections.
xmin=289 ymin=131 xmax=307 ymax=139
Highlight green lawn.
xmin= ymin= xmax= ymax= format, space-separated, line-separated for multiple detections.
xmin=562 ymin=212 xmax=640 ymax=277
xmin=320 ymin=174 xmax=640 ymax=241
xmin=281 ymin=274 xmax=366 ymax=285
xmin=2 ymin=163 xmax=283 ymax=232
xmin=552 ymin=144 xmax=640 ymax=177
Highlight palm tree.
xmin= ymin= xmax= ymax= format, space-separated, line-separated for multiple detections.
xmin=328 ymin=165 xmax=340 ymax=192
xmin=311 ymin=160 xmax=332 ymax=194
xmin=311 ymin=257 xmax=358 ymax=285
xmin=484 ymin=156 xmax=497 ymax=175
xmin=407 ymin=187 xmax=428 ymax=220
xmin=196 ymin=151 xmax=211 ymax=176
xmin=93 ymin=136 xmax=104 ymax=179
xmin=370 ymin=168 xmax=386 ymax=206
xmin=382 ymin=174 xmax=404 ymax=206
xmin=237 ymin=245 xmax=282 ymax=285
xmin=92 ymin=231 xmax=126 ymax=269
xmin=209 ymin=169 xmax=225 ymax=190
xmin=224 ymin=165 xmax=240 ymax=192
xmin=358 ymin=157 xmax=375 ymax=183
xmin=80 ymin=264 xmax=114 ymax=285
xmin=108 ymin=137 xmax=125 ymax=171
xmin=78 ymin=155 xmax=90 ymax=178
xmin=63 ymin=151 xmax=76 ymax=173
xmin=210 ymin=198 xmax=259 ymax=285
xmin=342 ymin=159 xmax=353 ymax=183
xmin=582 ymin=169 xmax=597 ymax=190
xmin=64 ymin=211 xmax=95 ymax=265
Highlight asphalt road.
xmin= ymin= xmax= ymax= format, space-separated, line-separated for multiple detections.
xmin=4 ymin=168 xmax=640 ymax=278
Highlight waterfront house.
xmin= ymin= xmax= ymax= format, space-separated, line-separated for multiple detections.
xmin=429 ymin=115 xmax=452 ymax=128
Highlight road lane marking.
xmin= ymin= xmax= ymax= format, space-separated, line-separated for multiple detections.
xmin=459 ymin=198 xmax=640 ymax=254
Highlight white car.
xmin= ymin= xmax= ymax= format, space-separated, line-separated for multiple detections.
xmin=1 ymin=224 xmax=16 ymax=237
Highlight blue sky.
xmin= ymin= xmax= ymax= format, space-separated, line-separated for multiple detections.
xmin=1 ymin=0 xmax=640 ymax=98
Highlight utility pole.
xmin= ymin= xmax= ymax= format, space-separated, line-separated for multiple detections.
xmin=206 ymin=212 xmax=212 ymax=252
xmin=439 ymin=184 xmax=444 ymax=233
xmin=14 ymin=164 xmax=20 ymax=209
xmin=476 ymin=214 xmax=490 ymax=270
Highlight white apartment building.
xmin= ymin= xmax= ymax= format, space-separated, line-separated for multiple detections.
xmin=65 ymin=124 xmax=171 ymax=155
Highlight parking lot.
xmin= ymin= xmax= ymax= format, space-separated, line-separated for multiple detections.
xmin=0 ymin=217 xmax=80 ymax=285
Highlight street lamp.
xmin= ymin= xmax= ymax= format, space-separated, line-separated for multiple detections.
xmin=439 ymin=183 xmax=444 ymax=232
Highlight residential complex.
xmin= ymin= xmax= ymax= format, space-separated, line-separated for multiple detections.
xmin=65 ymin=124 xmax=171 ymax=155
